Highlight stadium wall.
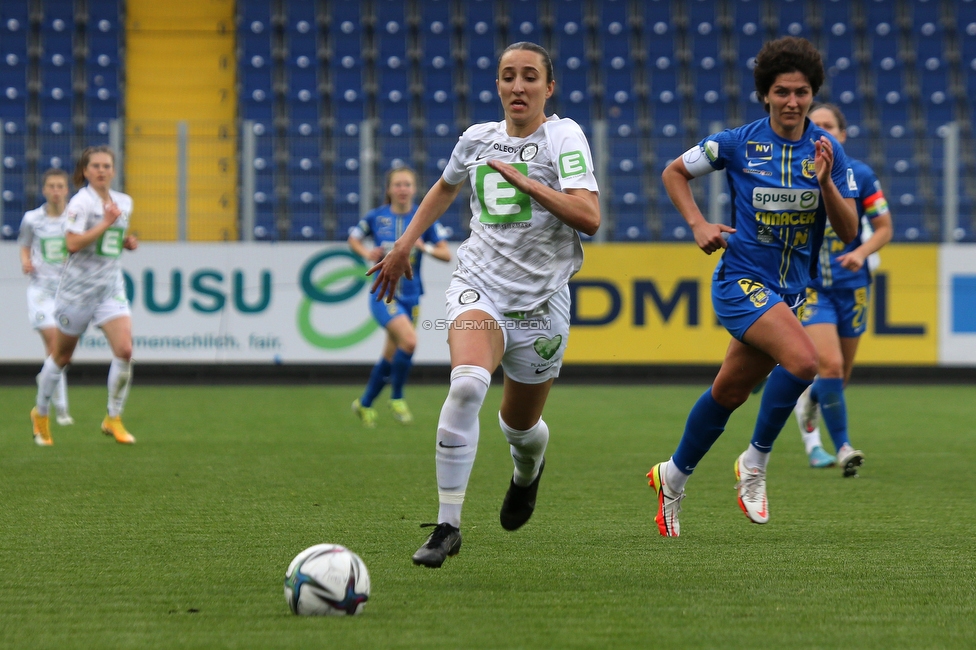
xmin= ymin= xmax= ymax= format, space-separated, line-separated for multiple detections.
xmin=1 ymin=242 xmax=974 ymax=373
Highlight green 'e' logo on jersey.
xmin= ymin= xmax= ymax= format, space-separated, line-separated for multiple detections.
xmin=96 ymin=227 xmax=125 ymax=258
xmin=559 ymin=151 xmax=587 ymax=177
xmin=476 ymin=163 xmax=532 ymax=224
xmin=40 ymin=236 xmax=66 ymax=263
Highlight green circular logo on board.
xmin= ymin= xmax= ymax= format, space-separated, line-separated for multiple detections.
xmin=297 ymin=250 xmax=378 ymax=349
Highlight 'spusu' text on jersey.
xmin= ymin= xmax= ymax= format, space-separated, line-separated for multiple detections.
xmin=442 ymin=115 xmax=599 ymax=312
xmin=351 ymin=205 xmax=445 ymax=301
xmin=696 ymin=117 xmax=858 ymax=295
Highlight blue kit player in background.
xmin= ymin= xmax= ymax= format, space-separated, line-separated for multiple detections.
xmin=793 ymin=103 xmax=893 ymax=475
xmin=348 ymin=167 xmax=452 ymax=427
xmin=646 ymin=36 xmax=859 ymax=537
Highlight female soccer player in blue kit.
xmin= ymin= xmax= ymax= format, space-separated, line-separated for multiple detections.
xmin=793 ymin=103 xmax=893 ymax=475
xmin=348 ymin=167 xmax=451 ymax=427
xmin=647 ymin=37 xmax=859 ymax=537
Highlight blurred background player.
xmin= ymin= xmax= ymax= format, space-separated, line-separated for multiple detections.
xmin=348 ymin=166 xmax=451 ymax=427
xmin=31 ymin=146 xmax=139 ymax=446
xmin=647 ymin=37 xmax=859 ymax=537
xmin=793 ymin=103 xmax=893 ymax=476
xmin=19 ymin=168 xmax=75 ymax=440
xmin=369 ymin=42 xmax=600 ymax=567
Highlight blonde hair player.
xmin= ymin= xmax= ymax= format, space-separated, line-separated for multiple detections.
xmin=370 ymin=42 xmax=600 ymax=568
xmin=18 ymin=169 xmax=75 ymax=440
xmin=32 ymin=146 xmax=139 ymax=445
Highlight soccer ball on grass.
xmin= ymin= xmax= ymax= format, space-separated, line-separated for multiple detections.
xmin=284 ymin=544 xmax=370 ymax=616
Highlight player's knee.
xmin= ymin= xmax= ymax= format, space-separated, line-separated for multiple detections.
xmin=817 ymin=355 xmax=844 ymax=378
xmin=115 ymin=345 xmax=133 ymax=362
xmin=446 ymin=365 xmax=491 ymax=405
xmin=399 ymin=334 xmax=417 ymax=355
xmin=792 ymin=354 xmax=819 ymax=382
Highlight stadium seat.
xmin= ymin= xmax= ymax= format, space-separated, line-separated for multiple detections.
xmin=506 ymin=0 xmax=540 ymax=41
xmin=732 ymin=0 xmax=763 ymax=75
xmin=420 ymin=2 xmax=452 ymax=71
xmin=553 ymin=0 xmax=586 ymax=61
xmin=773 ymin=0 xmax=807 ymax=37
xmin=598 ymin=0 xmax=630 ymax=61
xmin=553 ymin=54 xmax=592 ymax=129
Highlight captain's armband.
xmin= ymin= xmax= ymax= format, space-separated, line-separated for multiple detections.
xmin=681 ymin=145 xmax=717 ymax=178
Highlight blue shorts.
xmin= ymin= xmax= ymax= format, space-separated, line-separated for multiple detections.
xmin=799 ymin=285 xmax=870 ymax=338
xmin=712 ymin=277 xmax=805 ymax=341
xmin=369 ymin=292 xmax=419 ymax=329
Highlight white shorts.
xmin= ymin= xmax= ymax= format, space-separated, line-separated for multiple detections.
xmin=27 ymin=285 xmax=58 ymax=331
xmin=445 ymin=280 xmax=571 ymax=385
xmin=55 ymin=292 xmax=132 ymax=337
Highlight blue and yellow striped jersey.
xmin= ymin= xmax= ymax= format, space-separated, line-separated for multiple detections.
xmin=697 ymin=117 xmax=858 ymax=295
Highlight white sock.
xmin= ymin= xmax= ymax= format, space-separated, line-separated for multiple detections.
xmin=664 ymin=458 xmax=690 ymax=494
xmin=36 ymin=356 xmax=64 ymax=416
xmin=52 ymin=371 xmax=69 ymax=416
xmin=802 ymin=424 xmax=824 ymax=455
xmin=107 ymin=357 xmax=133 ymax=417
xmin=499 ymin=414 xmax=549 ymax=487
xmin=743 ymin=444 xmax=770 ymax=471
xmin=435 ymin=365 xmax=491 ymax=528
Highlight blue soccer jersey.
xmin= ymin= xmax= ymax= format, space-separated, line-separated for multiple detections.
xmin=696 ymin=117 xmax=859 ymax=295
xmin=354 ymin=205 xmax=445 ymax=301
xmin=813 ymin=158 xmax=890 ymax=290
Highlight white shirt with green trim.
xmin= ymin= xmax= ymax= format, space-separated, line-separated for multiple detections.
xmin=18 ymin=204 xmax=70 ymax=294
xmin=58 ymin=186 xmax=132 ymax=305
xmin=442 ymin=114 xmax=599 ymax=312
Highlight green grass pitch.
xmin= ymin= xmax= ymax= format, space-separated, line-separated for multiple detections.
xmin=1 ymin=383 xmax=974 ymax=648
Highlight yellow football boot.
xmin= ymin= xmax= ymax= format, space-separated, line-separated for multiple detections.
xmin=31 ymin=407 xmax=53 ymax=446
xmin=101 ymin=415 xmax=136 ymax=444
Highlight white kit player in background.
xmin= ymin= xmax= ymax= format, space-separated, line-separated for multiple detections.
xmin=19 ymin=168 xmax=75 ymax=437
xmin=32 ymin=146 xmax=139 ymax=446
xmin=369 ymin=42 xmax=601 ymax=568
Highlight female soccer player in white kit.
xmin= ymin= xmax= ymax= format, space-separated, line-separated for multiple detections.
xmin=19 ymin=169 xmax=74 ymax=441
xmin=31 ymin=146 xmax=138 ymax=445
xmin=370 ymin=42 xmax=601 ymax=568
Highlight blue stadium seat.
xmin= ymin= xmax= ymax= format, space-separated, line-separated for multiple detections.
xmin=421 ymin=0 xmax=452 ymax=64
xmin=598 ymin=0 xmax=630 ymax=61
xmin=436 ymin=204 xmax=463 ymax=240
xmin=821 ymin=0 xmax=849 ymax=27
xmin=553 ymin=0 xmax=585 ymax=60
xmin=774 ymin=0 xmax=807 ymax=37
xmin=379 ymin=135 xmax=411 ymax=170
xmin=464 ymin=0 xmax=497 ymax=75
xmin=841 ymin=133 xmax=869 ymax=163
xmin=287 ymin=28 xmax=317 ymax=63
xmin=732 ymin=0 xmax=763 ymax=73
xmin=878 ymin=90 xmax=909 ymax=131
xmin=507 ymin=0 xmax=540 ymax=41
xmin=869 ymin=21 xmax=899 ymax=63
xmin=285 ymin=0 xmax=316 ymax=35
xmin=0 ymin=50 xmax=27 ymax=99
xmin=289 ymin=191 xmax=325 ymax=240
xmin=553 ymin=6 xmax=590 ymax=122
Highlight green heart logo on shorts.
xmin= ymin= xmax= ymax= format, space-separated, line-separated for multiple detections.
xmin=533 ymin=335 xmax=562 ymax=361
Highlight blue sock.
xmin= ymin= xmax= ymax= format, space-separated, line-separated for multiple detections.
xmin=812 ymin=377 xmax=850 ymax=451
xmin=390 ymin=348 xmax=413 ymax=400
xmin=750 ymin=366 xmax=813 ymax=453
xmin=672 ymin=388 xmax=735 ymax=475
xmin=361 ymin=358 xmax=392 ymax=407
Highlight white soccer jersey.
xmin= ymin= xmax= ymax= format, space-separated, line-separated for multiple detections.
xmin=17 ymin=204 xmax=69 ymax=294
xmin=442 ymin=114 xmax=599 ymax=312
xmin=58 ymin=186 xmax=133 ymax=305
